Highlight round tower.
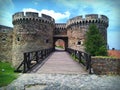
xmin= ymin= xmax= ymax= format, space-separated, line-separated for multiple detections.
xmin=66 ymin=14 xmax=109 ymax=51
xmin=12 ymin=12 xmax=55 ymax=67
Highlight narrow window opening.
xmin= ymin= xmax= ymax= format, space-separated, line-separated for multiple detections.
xmin=17 ymin=37 xmax=20 ymax=41
xmin=77 ymin=41 xmax=81 ymax=45
xmin=46 ymin=39 xmax=49 ymax=43
xmin=2 ymin=38 xmax=6 ymax=41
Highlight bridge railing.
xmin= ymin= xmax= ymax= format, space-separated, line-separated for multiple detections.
xmin=66 ymin=48 xmax=91 ymax=74
xmin=15 ymin=48 xmax=53 ymax=73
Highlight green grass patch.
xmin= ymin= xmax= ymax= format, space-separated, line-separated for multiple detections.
xmin=55 ymin=46 xmax=64 ymax=49
xmin=0 ymin=61 xmax=18 ymax=87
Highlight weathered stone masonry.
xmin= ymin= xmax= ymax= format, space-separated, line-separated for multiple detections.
xmin=0 ymin=25 xmax=13 ymax=63
xmin=0 ymin=12 xmax=109 ymax=67
xmin=92 ymin=57 xmax=120 ymax=75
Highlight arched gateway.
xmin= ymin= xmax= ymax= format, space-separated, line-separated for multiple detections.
xmin=53 ymin=23 xmax=68 ymax=50
xmin=53 ymin=35 xmax=68 ymax=50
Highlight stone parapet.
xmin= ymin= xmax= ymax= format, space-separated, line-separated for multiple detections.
xmin=91 ymin=57 xmax=120 ymax=75
xmin=55 ymin=23 xmax=66 ymax=29
xmin=66 ymin=14 xmax=109 ymax=28
xmin=12 ymin=12 xmax=55 ymax=25
xmin=54 ymin=23 xmax=67 ymax=35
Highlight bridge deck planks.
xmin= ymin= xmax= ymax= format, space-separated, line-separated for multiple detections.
xmin=36 ymin=51 xmax=88 ymax=74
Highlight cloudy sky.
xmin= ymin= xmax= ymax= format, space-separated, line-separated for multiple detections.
xmin=0 ymin=0 xmax=120 ymax=50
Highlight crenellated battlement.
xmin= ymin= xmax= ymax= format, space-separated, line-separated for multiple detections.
xmin=100 ymin=15 xmax=108 ymax=22
xmin=66 ymin=14 xmax=109 ymax=28
xmin=55 ymin=23 xmax=66 ymax=29
xmin=42 ymin=14 xmax=55 ymax=22
xmin=12 ymin=12 xmax=55 ymax=25
xmin=54 ymin=23 xmax=67 ymax=35
xmin=85 ymin=14 xmax=98 ymax=20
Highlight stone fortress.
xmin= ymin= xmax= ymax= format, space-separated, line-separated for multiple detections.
xmin=0 ymin=12 xmax=109 ymax=67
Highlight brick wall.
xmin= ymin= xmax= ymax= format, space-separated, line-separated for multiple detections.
xmin=91 ymin=57 xmax=120 ymax=75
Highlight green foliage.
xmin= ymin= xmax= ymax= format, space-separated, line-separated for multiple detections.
xmin=70 ymin=53 xmax=85 ymax=64
xmin=0 ymin=61 xmax=18 ymax=87
xmin=55 ymin=45 xmax=64 ymax=49
xmin=71 ymin=53 xmax=77 ymax=60
xmin=84 ymin=24 xmax=107 ymax=56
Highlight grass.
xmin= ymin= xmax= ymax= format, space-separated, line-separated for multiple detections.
xmin=0 ymin=61 xmax=18 ymax=87
xmin=55 ymin=46 xmax=64 ymax=49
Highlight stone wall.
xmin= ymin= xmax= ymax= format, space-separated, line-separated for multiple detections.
xmin=91 ymin=57 xmax=120 ymax=75
xmin=67 ymin=25 xmax=86 ymax=51
xmin=0 ymin=25 xmax=13 ymax=62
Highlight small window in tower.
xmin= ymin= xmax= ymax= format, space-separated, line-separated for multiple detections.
xmin=2 ymin=30 xmax=6 ymax=33
xmin=46 ymin=39 xmax=49 ymax=43
xmin=2 ymin=38 xmax=6 ymax=42
xmin=77 ymin=41 xmax=81 ymax=46
xmin=2 ymin=35 xmax=7 ymax=42
xmin=17 ymin=37 xmax=20 ymax=41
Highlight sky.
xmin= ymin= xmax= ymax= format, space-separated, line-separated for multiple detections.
xmin=0 ymin=0 xmax=120 ymax=50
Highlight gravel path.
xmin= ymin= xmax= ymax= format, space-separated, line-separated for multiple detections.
xmin=1 ymin=74 xmax=120 ymax=90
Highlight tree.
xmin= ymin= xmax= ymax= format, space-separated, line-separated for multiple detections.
xmin=84 ymin=24 xmax=107 ymax=56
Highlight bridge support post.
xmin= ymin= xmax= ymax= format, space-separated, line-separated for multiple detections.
xmin=35 ymin=52 xmax=39 ymax=63
xmin=88 ymin=55 xmax=92 ymax=74
xmin=78 ymin=51 xmax=81 ymax=63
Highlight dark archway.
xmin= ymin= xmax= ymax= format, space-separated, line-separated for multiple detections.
xmin=53 ymin=36 xmax=68 ymax=51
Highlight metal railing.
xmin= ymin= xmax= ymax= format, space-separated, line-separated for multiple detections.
xmin=15 ymin=48 xmax=53 ymax=73
xmin=66 ymin=48 xmax=92 ymax=74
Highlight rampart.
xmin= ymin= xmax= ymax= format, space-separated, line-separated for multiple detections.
xmin=55 ymin=23 xmax=66 ymax=29
xmin=54 ymin=23 xmax=67 ymax=35
xmin=12 ymin=12 xmax=55 ymax=25
xmin=66 ymin=14 xmax=108 ymax=28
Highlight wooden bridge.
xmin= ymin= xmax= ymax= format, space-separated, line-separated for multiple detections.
xmin=15 ymin=48 xmax=91 ymax=74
